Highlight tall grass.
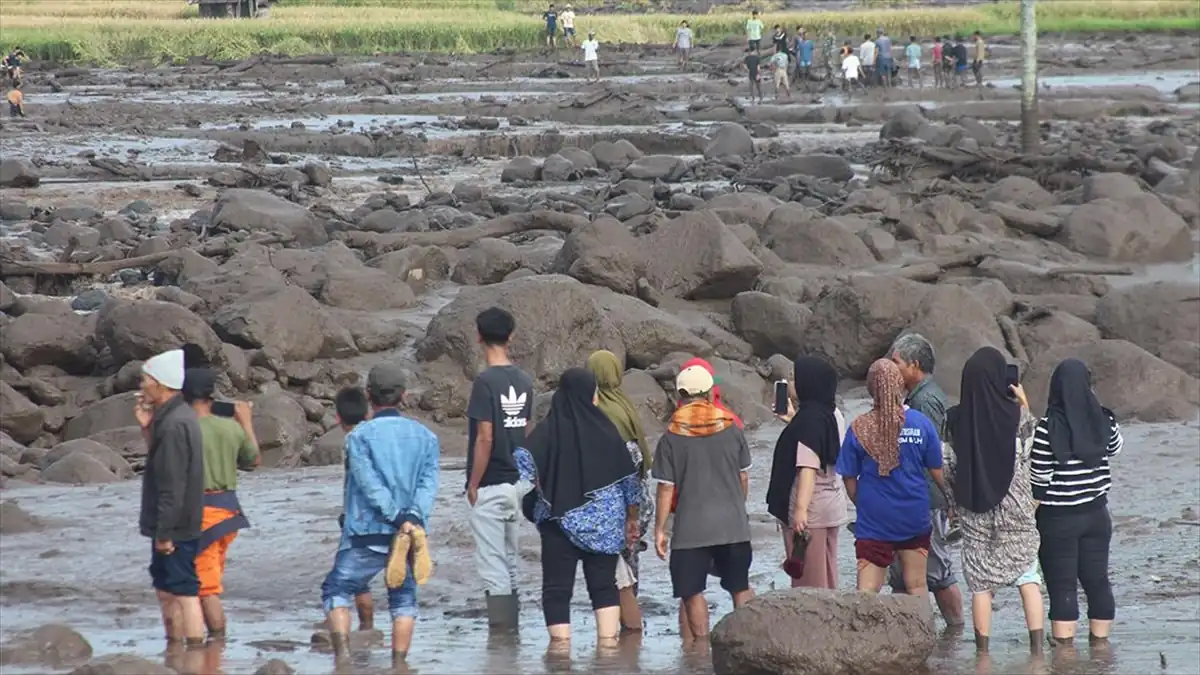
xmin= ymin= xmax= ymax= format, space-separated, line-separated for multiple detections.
xmin=1 ymin=0 xmax=1196 ymax=64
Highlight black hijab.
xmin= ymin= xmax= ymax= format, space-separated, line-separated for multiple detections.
xmin=766 ymin=356 xmax=841 ymax=524
xmin=525 ymin=368 xmax=636 ymax=519
xmin=1046 ymin=359 xmax=1110 ymax=468
xmin=946 ymin=346 xmax=1022 ymax=514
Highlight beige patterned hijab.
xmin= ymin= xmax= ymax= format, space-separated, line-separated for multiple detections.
xmin=851 ymin=359 xmax=907 ymax=476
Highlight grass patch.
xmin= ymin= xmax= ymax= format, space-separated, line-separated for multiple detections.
xmin=1 ymin=0 xmax=1196 ymax=64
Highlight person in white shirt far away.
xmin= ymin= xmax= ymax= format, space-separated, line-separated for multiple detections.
xmin=561 ymin=5 xmax=577 ymax=47
xmin=841 ymin=50 xmax=865 ymax=100
xmin=582 ymin=32 xmax=601 ymax=83
xmin=858 ymin=33 xmax=876 ymax=86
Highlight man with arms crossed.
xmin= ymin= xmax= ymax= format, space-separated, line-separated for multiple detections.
xmin=319 ymin=365 xmax=438 ymax=665
xmin=888 ymin=333 xmax=965 ymax=627
xmin=654 ymin=366 xmax=755 ymax=640
xmin=137 ymin=349 xmax=207 ymax=649
xmin=466 ymin=307 xmax=534 ymax=631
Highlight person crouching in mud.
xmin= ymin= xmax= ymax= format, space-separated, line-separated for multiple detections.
xmin=182 ymin=367 xmax=259 ymax=640
xmin=8 ymin=85 xmax=25 ymax=118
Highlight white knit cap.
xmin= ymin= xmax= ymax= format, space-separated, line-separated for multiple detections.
xmin=142 ymin=349 xmax=185 ymax=390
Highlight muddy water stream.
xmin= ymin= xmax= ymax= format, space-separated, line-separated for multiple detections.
xmin=2 ymin=405 xmax=1197 ymax=675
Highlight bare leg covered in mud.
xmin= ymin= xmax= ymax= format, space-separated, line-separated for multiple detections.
xmin=356 ymin=592 xmax=375 ymax=631
xmin=200 ymin=596 xmax=226 ymax=638
xmin=972 ymin=583 xmax=1044 ymax=652
xmin=326 ymin=607 xmax=415 ymax=662
xmin=157 ymin=590 xmax=206 ymax=645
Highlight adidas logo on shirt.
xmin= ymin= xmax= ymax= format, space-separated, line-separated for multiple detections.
xmin=501 ymin=386 xmax=528 ymax=429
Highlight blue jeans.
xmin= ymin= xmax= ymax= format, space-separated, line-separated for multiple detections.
xmin=321 ymin=546 xmax=417 ymax=620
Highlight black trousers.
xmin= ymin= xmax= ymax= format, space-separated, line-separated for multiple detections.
xmin=539 ymin=522 xmax=619 ymax=627
xmin=1036 ymin=500 xmax=1116 ymax=623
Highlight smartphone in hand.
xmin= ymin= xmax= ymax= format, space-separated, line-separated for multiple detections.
xmin=773 ymin=380 xmax=789 ymax=415
xmin=211 ymin=400 xmax=236 ymax=418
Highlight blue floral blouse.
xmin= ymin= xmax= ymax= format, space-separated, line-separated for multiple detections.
xmin=514 ymin=446 xmax=641 ymax=555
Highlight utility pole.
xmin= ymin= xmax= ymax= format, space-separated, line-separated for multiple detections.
xmin=1020 ymin=0 xmax=1039 ymax=154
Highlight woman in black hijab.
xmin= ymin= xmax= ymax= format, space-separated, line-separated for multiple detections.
xmin=945 ymin=346 xmax=1043 ymax=653
xmin=1030 ymin=359 xmax=1124 ymax=645
xmin=514 ymin=368 xmax=638 ymax=643
xmin=767 ymin=356 xmax=848 ymax=589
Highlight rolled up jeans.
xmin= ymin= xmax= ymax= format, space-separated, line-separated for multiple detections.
xmin=470 ymin=480 xmax=532 ymax=596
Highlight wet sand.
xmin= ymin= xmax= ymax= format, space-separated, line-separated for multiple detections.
xmin=2 ymin=402 xmax=1197 ymax=674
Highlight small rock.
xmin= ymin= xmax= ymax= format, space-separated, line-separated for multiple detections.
xmin=69 ymin=289 xmax=110 ymax=312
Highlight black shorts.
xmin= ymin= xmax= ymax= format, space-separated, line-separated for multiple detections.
xmin=149 ymin=538 xmax=200 ymax=596
xmin=669 ymin=541 xmax=752 ymax=599
xmin=748 ymin=39 xmax=761 ymax=51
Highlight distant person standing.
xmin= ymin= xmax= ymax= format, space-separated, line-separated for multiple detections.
xmin=905 ymin=36 xmax=922 ymax=88
xmin=136 ymin=349 xmax=207 ymax=649
xmin=794 ymin=29 xmax=814 ymax=89
xmin=953 ymin=35 xmax=970 ymax=87
xmin=875 ymin=28 xmax=894 ymax=87
xmin=745 ymin=10 xmax=764 ymax=53
xmin=821 ymin=30 xmax=836 ymax=83
xmin=972 ymin=31 xmax=987 ymax=86
xmin=771 ymin=25 xmax=788 ymax=55
xmin=840 ymin=46 xmax=865 ymax=99
xmin=931 ymin=36 xmax=944 ymax=88
xmin=770 ymin=45 xmax=791 ymax=101
xmin=466 ymin=307 xmax=535 ymax=632
xmin=858 ymin=34 xmax=877 ymax=86
xmin=743 ymin=49 xmax=764 ymax=105
xmin=581 ymin=31 xmax=601 ymax=82
xmin=543 ymin=4 xmax=559 ymax=50
xmin=673 ymin=20 xmax=693 ymax=67
xmin=561 ymin=4 xmax=576 ymax=47
xmin=654 ymin=365 xmax=755 ymax=641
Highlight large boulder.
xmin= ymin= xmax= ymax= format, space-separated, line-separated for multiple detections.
xmin=704 ymin=123 xmax=756 ymax=160
xmin=210 ymin=189 xmax=328 ymax=247
xmin=904 ymin=285 xmax=1010 ymax=398
xmin=643 ymin=211 xmax=762 ymax=300
xmin=39 ymin=439 xmax=132 ymax=478
xmin=0 ymin=383 xmax=43 ymax=444
xmin=590 ymin=139 xmax=643 ymax=171
xmin=64 ymin=392 xmax=139 ymax=440
xmin=417 ymin=275 xmax=625 ymax=389
xmin=749 ymin=154 xmax=854 ymax=182
xmin=760 ymin=204 xmax=876 ymax=267
xmin=981 ymin=176 xmax=1056 ymax=210
xmin=499 ymin=156 xmax=541 ymax=183
xmin=1 ymin=313 xmax=97 ymax=374
xmin=250 ymin=390 xmax=311 ymax=467
xmin=624 ymin=155 xmax=689 ymax=183
xmin=1094 ymin=282 xmax=1200 ymax=364
xmin=1 ymin=624 xmax=93 ymax=668
xmin=41 ymin=452 xmax=121 ymax=484
xmin=1082 ymin=173 xmax=1144 ymax=202
xmin=451 ymin=238 xmax=524 ymax=286
xmin=0 ymin=158 xmax=40 ymax=188
xmin=1058 ymin=194 xmax=1192 ymax=263
xmin=711 ymin=590 xmax=936 ymax=675
xmin=212 ymin=285 xmax=338 ymax=361
xmin=799 ymin=276 xmax=930 ymax=378
xmin=1025 ymin=340 xmax=1200 ymax=422
xmin=318 ymin=269 xmax=416 ymax=311
xmin=69 ymin=654 xmax=174 ymax=675
xmin=589 ymin=289 xmax=713 ymax=368
xmin=96 ymin=300 xmax=222 ymax=368
xmin=552 ymin=217 xmax=644 ymax=295
xmin=1018 ymin=311 xmax=1102 ymax=362
xmin=731 ymin=292 xmax=813 ymax=359
xmin=879 ymin=106 xmax=928 ymax=140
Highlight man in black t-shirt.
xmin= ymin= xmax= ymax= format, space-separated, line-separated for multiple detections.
xmin=743 ymin=50 xmax=764 ymax=105
xmin=465 ymin=307 xmax=534 ymax=632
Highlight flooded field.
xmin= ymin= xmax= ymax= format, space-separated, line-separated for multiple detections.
xmin=2 ymin=30 xmax=1199 ymax=675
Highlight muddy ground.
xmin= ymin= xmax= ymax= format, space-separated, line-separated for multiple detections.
xmin=1 ymin=33 xmax=1199 ymax=675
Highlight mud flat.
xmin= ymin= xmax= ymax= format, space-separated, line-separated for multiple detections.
xmin=2 ymin=37 xmax=1200 ymax=675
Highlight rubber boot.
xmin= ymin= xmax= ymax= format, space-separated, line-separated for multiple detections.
xmin=1029 ymin=629 xmax=1044 ymax=655
xmin=486 ymin=593 xmax=520 ymax=633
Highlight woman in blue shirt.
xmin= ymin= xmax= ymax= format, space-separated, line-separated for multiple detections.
xmin=837 ymin=359 xmax=950 ymax=596
xmin=516 ymin=368 xmax=639 ymax=644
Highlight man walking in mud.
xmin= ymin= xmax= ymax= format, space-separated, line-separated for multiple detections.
xmin=333 ymin=386 xmax=378 ymax=633
xmin=136 ymin=348 xmax=207 ymax=650
xmin=466 ymin=307 xmax=534 ymax=632
xmin=181 ymin=366 xmax=259 ymax=641
xmin=543 ymin=4 xmax=559 ymax=51
xmin=320 ymin=364 xmax=438 ymax=665
xmin=743 ymin=49 xmax=764 ymax=105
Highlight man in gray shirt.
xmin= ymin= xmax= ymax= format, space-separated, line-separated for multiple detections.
xmin=888 ymin=333 xmax=964 ymax=626
xmin=653 ymin=365 xmax=754 ymax=640
xmin=136 ymin=348 xmax=207 ymax=647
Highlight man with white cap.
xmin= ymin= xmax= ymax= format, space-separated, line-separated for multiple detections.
xmin=652 ymin=363 xmax=755 ymax=641
xmin=136 ymin=348 xmax=207 ymax=648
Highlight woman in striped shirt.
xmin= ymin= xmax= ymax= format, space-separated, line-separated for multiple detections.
xmin=1030 ymin=358 xmax=1123 ymax=646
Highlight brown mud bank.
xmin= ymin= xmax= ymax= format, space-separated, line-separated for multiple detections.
xmin=0 ymin=415 xmax=1198 ymax=675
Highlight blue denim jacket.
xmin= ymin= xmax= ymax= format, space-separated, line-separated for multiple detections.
xmin=342 ymin=409 xmax=440 ymax=549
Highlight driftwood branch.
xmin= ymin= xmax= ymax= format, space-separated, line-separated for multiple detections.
xmin=340 ymin=210 xmax=590 ymax=258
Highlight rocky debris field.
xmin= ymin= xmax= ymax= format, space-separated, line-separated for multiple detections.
xmin=1 ymin=35 xmax=1199 ymax=489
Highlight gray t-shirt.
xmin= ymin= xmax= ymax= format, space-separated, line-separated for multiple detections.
xmin=675 ymin=27 xmax=693 ymax=49
xmin=906 ymin=376 xmax=949 ymax=510
xmin=875 ymin=35 xmax=893 ymax=60
xmin=466 ymin=365 xmax=533 ymax=488
xmin=652 ymin=426 xmax=752 ymax=550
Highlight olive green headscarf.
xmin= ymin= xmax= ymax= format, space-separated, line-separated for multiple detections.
xmin=586 ymin=350 xmax=652 ymax=474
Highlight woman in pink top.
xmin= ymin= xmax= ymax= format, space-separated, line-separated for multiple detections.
xmin=766 ymin=356 xmax=849 ymax=589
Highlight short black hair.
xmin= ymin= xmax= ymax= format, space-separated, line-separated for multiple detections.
xmin=335 ymin=387 xmax=370 ymax=427
xmin=864 ymin=34 xmax=871 ymax=40
xmin=476 ymin=306 xmax=515 ymax=346
xmin=973 ymin=30 xmax=981 ymax=36
xmin=182 ymin=367 xmax=217 ymax=403
xmin=181 ymin=342 xmax=209 ymax=370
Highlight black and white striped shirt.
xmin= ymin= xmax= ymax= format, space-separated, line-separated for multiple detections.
xmin=1030 ymin=413 xmax=1123 ymax=508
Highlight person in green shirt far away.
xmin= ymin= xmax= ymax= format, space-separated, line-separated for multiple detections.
xmin=745 ymin=10 xmax=764 ymax=53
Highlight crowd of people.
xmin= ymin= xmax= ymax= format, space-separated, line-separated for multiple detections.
xmin=131 ymin=309 xmax=1124 ymax=666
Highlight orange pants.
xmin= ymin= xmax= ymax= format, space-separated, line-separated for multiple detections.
xmin=196 ymin=506 xmax=239 ymax=597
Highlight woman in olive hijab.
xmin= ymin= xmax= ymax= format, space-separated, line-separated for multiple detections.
xmin=586 ymin=350 xmax=653 ymax=632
